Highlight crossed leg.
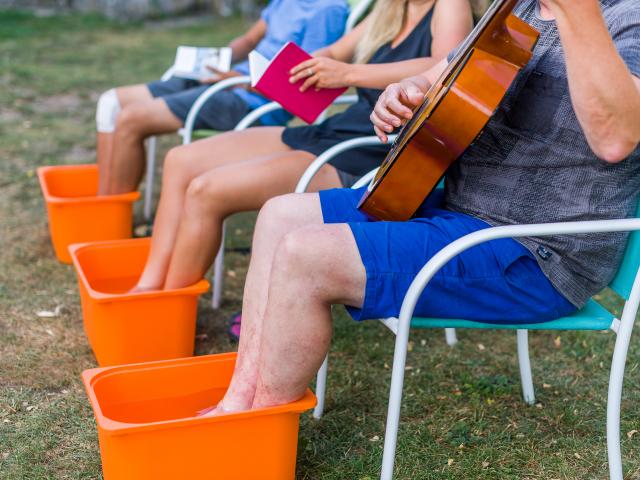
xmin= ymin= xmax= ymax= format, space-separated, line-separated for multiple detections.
xmin=135 ymin=127 xmax=342 ymax=291
xmin=162 ymin=146 xmax=342 ymax=289
xmin=215 ymin=193 xmax=366 ymax=412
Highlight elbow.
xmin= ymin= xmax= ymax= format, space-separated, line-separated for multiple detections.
xmin=593 ymin=140 xmax=638 ymax=164
xmin=584 ymin=108 xmax=640 ymax=163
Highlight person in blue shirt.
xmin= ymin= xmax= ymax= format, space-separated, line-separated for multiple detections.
xmin=95 ymin=0 xmax=349 ymax=195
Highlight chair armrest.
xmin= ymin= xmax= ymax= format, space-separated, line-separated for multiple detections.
xmin=181 ymin=75 xmax=252 ymax=144
xmin=399 ymin=218 xmax=640 ymax=327
xmin=237 ymin=93 xmax=361 ymax=132
xmin=352 ymin=168 xmax=379 ymax=189
xmin=332 ymin=94 xmax=359 ymax=106
xmin=234 ymin=101 xmax=285 ymax=131
xmin=314 ymin=94 xmax=359 ymax=124
xmin=295 ymin=135 xmax=396 ymax=193
xmin=160 ymin=66 xmax=175 ymax=82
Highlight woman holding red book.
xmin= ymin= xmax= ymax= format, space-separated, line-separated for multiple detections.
xmin=132 ymin=0 xmax=473 ymax=302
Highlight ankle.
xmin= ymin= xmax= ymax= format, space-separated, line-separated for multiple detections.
xmin=129 ymin=283 xmax=160 ymax=293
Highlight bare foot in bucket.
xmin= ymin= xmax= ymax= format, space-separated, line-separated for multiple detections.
xmin=196 ymin=403 xmax=240 ymax=417
xmin=128 ymin=284 xmax=159 ymax=294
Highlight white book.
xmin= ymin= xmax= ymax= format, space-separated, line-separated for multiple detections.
xmin=248 ymin=50 xmax=270 ymax=87
xmin=173 ymin=46 xmax=233 ymax=81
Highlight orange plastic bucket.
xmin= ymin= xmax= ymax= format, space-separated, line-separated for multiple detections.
xmin=37 ymin=164 xmax=140 ymax=263
xmin=82 ymin=353 xmax=316 ymax=480
xmin=69 ymin=237 xmax=209 ymax=366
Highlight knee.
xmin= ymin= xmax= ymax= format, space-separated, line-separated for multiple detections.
xmin=158 ymin=146 xmax=193 ymax=195
xmin=258 ymin=194 xmax=305 ymax=231
xmin=184 ymin=173 xmax=229 ymax=215
xmin=96 ymin=88 xmax=120 ymax=133
xmin=115 ymin=104 xmax=148 ymax=136
xmin=164 ymin=145 xmax=188 ymax=173
xmin=184 ymin=175 xmax=212 ymax=206
xmin=274 ymin=225 xmax=329 ymax=280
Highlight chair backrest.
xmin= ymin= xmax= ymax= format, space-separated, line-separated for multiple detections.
xmin=346 ymin=0 xmax=374 ymax=32
xmin=609 ymin=202 xmax=640 ymax=300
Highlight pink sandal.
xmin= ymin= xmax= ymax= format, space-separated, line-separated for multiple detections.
xmin=228 ymin=313 xmax=242 ymax=341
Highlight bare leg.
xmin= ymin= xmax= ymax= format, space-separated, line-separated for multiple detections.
xmin=253 ymin=223 xmax=366 ymax=408
xmin=96 ymin=132 xmax=115 ymax=194
xmin=214 ymin=194 xmax=366 ymax=412
xmin=163 ymin=151 xmax=342 ymax=289
xmin=107 ymin=98 xmax=183 ymax=194
xmin=97 ymin=85 xmax=153 ymax=195
xmin=135 ymin=127 xmax=291 ymax=290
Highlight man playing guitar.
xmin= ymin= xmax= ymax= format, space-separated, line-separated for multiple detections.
xmin=204 ymin=0 xmax=640 ymax=420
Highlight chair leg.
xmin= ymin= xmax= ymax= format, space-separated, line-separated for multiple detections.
xmin=211 ymin=221 xmax=226 ymax=309
xmin=380 ymin=322 xmax=412 ymax=479
xmin=313 ymin=354 xmax=329 ymax=419
xmin=606 ymin=298 xmax=639 ymax=479
xmin=517 ymin=329 xmax=535 ymax=405
xmin=143 ymin=136 xmax=157 ymax=222
xmin=607 ymin=353 xmax=625 ymax=480
xmin=445 ymin=328 xmax=458 ymax=346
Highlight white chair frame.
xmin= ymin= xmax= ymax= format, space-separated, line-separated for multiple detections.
xmin=308 ymin=198 xmax=639 ymax=480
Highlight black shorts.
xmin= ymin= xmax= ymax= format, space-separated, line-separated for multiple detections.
xmin=147 ymin=77 xmax=250 ymax=131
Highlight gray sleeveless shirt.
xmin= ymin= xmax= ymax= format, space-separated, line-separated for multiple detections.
xmin=444 ymin=0 xmax=640 ymax=307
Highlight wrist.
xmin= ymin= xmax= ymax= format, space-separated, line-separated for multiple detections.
xmin=411 ymin=75 xmax=431 ymax=93
xmin=344 ymin=64 xmax=360 ymax=87
xmin=547 ymin=0 xmax=600 ymax=24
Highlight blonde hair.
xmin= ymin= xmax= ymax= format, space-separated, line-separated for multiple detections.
xmin=354 ymin=0 xmax=409 ymax=64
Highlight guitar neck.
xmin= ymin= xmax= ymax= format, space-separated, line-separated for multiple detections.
xmin=444 ymin=0 xmax=517 ymax=81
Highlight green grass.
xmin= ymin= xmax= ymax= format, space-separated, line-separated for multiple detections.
xmin=1 ymin=9 xmax=639 ymax=480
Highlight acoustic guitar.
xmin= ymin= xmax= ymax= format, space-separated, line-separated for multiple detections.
xmin=358 ymin=0 xmax=540 ymax=221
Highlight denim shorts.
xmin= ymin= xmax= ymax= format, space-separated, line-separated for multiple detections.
xmin=319 ymin=187 xmax=577 ymax=323
xmin=147 ymin=77 xmax=250 ymax=131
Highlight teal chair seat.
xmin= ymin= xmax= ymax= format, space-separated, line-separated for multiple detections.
xmin=411 ymin=298 xmax=615 ymax=331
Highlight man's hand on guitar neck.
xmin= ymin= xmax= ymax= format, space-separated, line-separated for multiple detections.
xmin=370 ymin=76 xmax=430 ymax=143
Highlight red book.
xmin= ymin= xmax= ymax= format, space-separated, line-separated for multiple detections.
xmin=249 ymin=42 xmax=347 ymax=124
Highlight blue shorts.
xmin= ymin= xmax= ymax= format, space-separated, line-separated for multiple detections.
xmin=147 ymin=77 xmax=251 ymax=131
xmin=319 ymin=187 xmax=576 ymax=323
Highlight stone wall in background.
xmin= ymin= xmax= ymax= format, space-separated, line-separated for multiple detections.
xmin=0 ymin=0 xmax=208 ymax=20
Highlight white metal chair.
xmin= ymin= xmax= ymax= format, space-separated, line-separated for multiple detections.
xmin=306 ymin=167 xmax=640 ymax=479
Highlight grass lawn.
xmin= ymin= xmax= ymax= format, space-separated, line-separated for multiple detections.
xmin=1 ymin=9 xmax=639 ymax=480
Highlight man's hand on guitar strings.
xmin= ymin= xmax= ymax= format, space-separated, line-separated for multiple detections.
xmin=371 ymin=78 xmax=426 ymax=143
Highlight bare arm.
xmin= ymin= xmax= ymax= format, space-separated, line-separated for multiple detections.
xmin=347 ymin=0 xmax=472 ymax=89
xmin=199 ymin=18 xmax=267 ymax=83
xmin=290 ymin=0 xmax=472 ymax=92
xmin=549 ymin=0 xmax=640 ymax=163
xmin=228 ymin=19 xmax=267 ymax=63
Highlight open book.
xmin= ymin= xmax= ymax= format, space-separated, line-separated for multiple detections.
xmin=249 ymin=42 xmax=347 ymax=124
xmin=173 ymin=46 xmax=233 ymax=81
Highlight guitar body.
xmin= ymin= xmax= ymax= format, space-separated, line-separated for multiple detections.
xmin=358 ymin=0 xmax=540 ymax=221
